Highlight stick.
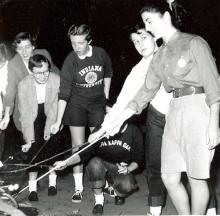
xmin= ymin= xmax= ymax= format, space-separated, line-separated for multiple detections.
xmin=14 ymin=135 xmax=105 ymax=197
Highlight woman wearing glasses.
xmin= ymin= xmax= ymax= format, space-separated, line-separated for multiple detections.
xmin=51 ymin=24 xmax=113 ymax=203
xmin=0 ymin=32 xmax=60 ymax=132
xmin=17 ymin=54 xmax=61 ymax=201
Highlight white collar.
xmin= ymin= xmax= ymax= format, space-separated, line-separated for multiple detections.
xmin=78 ymin=45 xmax=93 ymax=60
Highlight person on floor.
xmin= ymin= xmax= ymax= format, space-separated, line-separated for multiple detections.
xmin=54 ymin=120 xmax=143 ymax=216
xmin=89 ymin=0 xmax=220 ymax=214
xmin=18 ymin=54 xmax=61 ymax=201
xmin=50 ymin=24 xmax=113 ymax=203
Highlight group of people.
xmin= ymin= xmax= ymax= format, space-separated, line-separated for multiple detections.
xmin=0 ymin=0 xmax=220 ymax=215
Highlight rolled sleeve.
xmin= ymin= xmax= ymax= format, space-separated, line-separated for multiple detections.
xmin=191 ymin=37 xmax=220 ymax=106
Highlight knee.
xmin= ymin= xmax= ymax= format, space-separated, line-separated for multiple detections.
xmin=87 ymin=157 xmax=103 ymax=173
xmin=114 ymin=174 xmax=137 ymax=197
xmin=161 ymin=173 xmax=181 ymax=188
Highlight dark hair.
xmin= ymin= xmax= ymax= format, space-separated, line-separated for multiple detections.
xmin=12 ymin=32 xmax=36 ymax=49
xmin=67 ymin=24 xmax=92 ymax=41
xmin=140 ymin=0 xmax=185 ymax=29
xmin=128 ymin=22 xmax=154 ymax=40
xmin=28 ymin=54 xmax=51 ymax=72
xmin=0 ymin=43 xmax=10 ymax=63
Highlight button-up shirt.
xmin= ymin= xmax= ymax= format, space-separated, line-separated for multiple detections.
xmin=128 ymin=31 xmax=220 ymax=113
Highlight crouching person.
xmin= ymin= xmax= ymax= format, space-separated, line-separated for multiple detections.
xmin=18 ymin=54 xmax=61 ymax=201
xmin=54 ymin=121 xmax=143 ymax=215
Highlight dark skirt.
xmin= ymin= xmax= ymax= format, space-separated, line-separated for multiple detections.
xmin=26 ymin=104 xmax=63 ymax=172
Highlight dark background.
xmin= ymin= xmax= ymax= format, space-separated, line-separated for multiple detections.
xmin=0 ymin=0 xmax=219 ymax=98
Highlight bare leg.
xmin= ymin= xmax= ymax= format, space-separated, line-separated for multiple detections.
xmin=69 ymin=126 xmax=85 ymax=192
xmin=162 ymin=173 xmax=190 ymax=214
xmin=69 ymin=126 xmax=85 ymax=174
xmin=188 ymin=176 xmax=209 ymax=215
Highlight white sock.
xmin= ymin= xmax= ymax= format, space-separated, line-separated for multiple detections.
xmin=49 ymin=174 xmax=57 ymax=187
xmin=94 ymin=193 xmax=104 ymax=205
xmin=150 ymin=206 xmax=162 ymax=216
xmin=29 ymin=180 xmax=37 ymax=192
xmin=73 ymin=173 xmax=83 ymax=192
xmin=206 ymin=208 xmax=217 ymax=215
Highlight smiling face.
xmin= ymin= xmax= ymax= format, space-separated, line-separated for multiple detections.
xmin=16 ymin=39 xmax=34 ymax=61
xmin=32 ymin=62 xmax=50 ymax=84
xmin=130 ymin=29 xmax=155 ymax=58
xmin=141 ymin=11 xmax=167 ymax=39
xmin=70 ymin=34 xmax=91 ymax=57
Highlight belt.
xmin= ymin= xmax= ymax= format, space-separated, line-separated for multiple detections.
xmin=172 ymin=86 xmax=204 ymax=98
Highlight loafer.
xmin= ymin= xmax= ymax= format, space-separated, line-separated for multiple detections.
xmin=115 ymin=196 xmax=125 ymax=205
xmin=28 ymin=191 xmax=38 ymax=201
xmin=92 ymin=204 xmax=103 ymax=215
xmin=48 ymin=186 xmax=57 ymax=196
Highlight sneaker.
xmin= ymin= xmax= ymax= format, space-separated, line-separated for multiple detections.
xmin=48 ymin=186 xmax=57 ymax=196
xmin=92 ymin=204 xmax=103 ymax=215
xmin=103 ymin=186 xmax=116 ymax=197
xmin=28 ymin=191 xmax=38 ymax=201
xmin=71 ymin=190 xmax=83 ymax=203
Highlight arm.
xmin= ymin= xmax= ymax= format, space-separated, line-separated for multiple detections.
xmin=104 ymin=77 xmax=111 ymax=99
xmin=118 ymin=125 xmax=144 ymax=174
xmin=0 ymin=63 xmax=18 ymax=129
xmin=50 ymin=99 xmax=67 ymax=134
xmin=17 ymin=80 xmax=35 ymax=144
xmin=190 ymin=37 xmax=220 ymax=149
xmin=50 ymin=55 xmax=73 ymax=134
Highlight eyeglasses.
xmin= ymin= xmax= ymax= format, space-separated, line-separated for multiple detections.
xmin=32 ymin=71 xmax=50 ymax=78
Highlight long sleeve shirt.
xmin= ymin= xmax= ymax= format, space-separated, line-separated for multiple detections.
xmin=103 ymin=55 xmax=172 ymax=127
xmin=59 ymin=46 xmax=113 ymax=102
xmin=128 ymin=31 xmax=220 ymax=113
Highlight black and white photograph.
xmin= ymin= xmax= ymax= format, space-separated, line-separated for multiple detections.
xmin=0 ymin=0 xmax=220 ymax=215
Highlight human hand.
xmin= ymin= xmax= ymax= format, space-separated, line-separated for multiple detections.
xmin=21 ymin=142 xmax=32 ymax=152
xmin=117 ymin=162 xmax=129 ymax=175
xmin=44 ymin=134 xmax=51 ymax=141
xmin=207 ymin=125 xmax=220 ymax=150
xmin=53 ymin=161 xmax=67 ymax=170
xmin=0 ymin=114 xmax=10 ymax=130
xmin=50 ymin=122 xmax=61 ymax=134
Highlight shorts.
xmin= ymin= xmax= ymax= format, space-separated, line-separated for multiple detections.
xmin=161 ymin=94 xmax=214 ymax=179
xmin=62 ymin=95 xmax=105 ymax=127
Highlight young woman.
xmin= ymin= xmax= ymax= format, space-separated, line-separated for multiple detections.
xmin=51 ymin=24 xmax=113 ymax=203
xmin=18 ymin=54 xmax=60 ymax=201
xmin=0 ymin=32 xmax=59 ymax=131
xmin=89 ymin=0 xmax=220 ymax=214
xmin=101 ymin=25 xmax=172 ymax=215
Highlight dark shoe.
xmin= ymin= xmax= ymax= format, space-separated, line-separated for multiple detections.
xmin=115 ymin=196 xmax=125 ymax=205
xmin=28 ymin=191 xmax=38 ymax=201
xmin=48 ymin=186 xmax=57 ymax=196
xmin=103 ymin=186 xmax=116 ymax=197
xmin=71 ymin=190 xmax=83 ymax=203
xmin=92 ymin=204 xmax=103 ymax=215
